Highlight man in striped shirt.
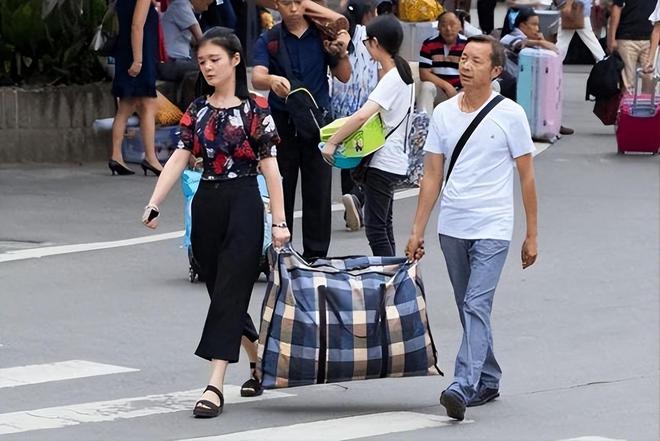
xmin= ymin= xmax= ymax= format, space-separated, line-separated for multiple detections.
xmin=418 ymin=11 xmax=467 ymax=114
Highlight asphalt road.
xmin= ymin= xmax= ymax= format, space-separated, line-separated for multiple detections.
xmin=0 ymin=68 xmax=658 ymax=440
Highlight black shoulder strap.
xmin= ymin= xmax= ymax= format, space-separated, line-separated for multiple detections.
xmin=276 ymin=26 xmax=297 ymax=82
xmin=446 ymin=94 xmax=505 ymax=182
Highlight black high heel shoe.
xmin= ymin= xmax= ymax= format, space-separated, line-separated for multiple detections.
xmin=108 ymin=160 xmax=135 ymax=176
xmin=140 ymin=159 xmax=162 ymax=176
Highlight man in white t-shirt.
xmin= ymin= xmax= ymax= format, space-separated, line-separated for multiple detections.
xmin=406 ymin=35 xmax=538 ymax=421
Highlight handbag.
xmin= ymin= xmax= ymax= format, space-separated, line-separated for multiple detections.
xmin=301 ymin=0 xmax=350 ymax=42
xmin=257 ymin=246 xmax=441 ymax=389
xmin=559 ymin=0 xmax=584 ymax=30
xmin=90 ymin=1 xmax=119 ymax=57
xmin=155 ymin=92 xmax=183 ymax=126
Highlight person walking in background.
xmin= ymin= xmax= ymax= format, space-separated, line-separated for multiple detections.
xmin=556 ymin=0 xmax=606 ymax=63
xmin=322 ymin=15 xmax=414 ymax=257
xmin=418 ymin=11 xmax=468 ymax=115
xmin=251 ymin=0 xmax=351 ymax=259
xmin=477 ymin=0 xmax=498 ymax=34
xmin=109 ymin=0 xmax=163 ymax=176
xmin=608 ymin=0 xmax=656 ymax=92
xmin=330 ymin=0 xmax=379 ymax=232
xmin=142 ymin=30 xmax=289 ymax=418
xmin=406 ymin=35 xmax=538 ymax=421
xmin=644 ymin=0 xmax=660 ymax=73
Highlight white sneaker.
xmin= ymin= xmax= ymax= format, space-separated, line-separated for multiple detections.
xmin=341 ymin=194 xmax=363 ymax=232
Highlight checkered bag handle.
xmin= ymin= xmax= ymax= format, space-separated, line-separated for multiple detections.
xmin=318 ymin=285 xmax=385 ymax=339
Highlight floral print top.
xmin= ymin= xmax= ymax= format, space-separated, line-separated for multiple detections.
xmin=178 ymin=94 xmax=279 ymax=180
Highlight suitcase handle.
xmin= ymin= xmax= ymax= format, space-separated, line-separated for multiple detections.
xmin=632 ymin=68 xmax=659 ymax=109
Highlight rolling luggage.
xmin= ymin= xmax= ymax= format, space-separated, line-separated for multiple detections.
xmin=122 ymin=125 xmax=179 ymax=164
xmin=258 ymin=247 xmax=440 ymax=389
xmin=181 ymin=172 xmax=273 ymax=283
xmin=516 ymin=47 xmax=563 ymax=142
xmin=615 ymin=71 xmax=660 ymax=154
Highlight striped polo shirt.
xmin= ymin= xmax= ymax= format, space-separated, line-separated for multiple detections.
xmin=419 ymin=35 xmax=467 ymax=89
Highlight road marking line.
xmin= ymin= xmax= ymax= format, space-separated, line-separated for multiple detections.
xmin=0 ymin=386 xmax=294 ymax=435
xmin=177 ymin=411 xmax=472 ymax=441
xmin=0 ymin=231 xmax=184 ymax=263
xmin=0 ymin=191 xmax=422 ymax=264
xmin=0 ymin=360 xmax=139 ymax=389
xmin=1 ymin=141 xmax=553 ymax=265
xmin=557 ymin=437 xmax=627 ymax=441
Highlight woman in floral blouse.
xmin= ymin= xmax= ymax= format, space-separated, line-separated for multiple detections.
xmin=142 ymin=29 xmax=289 ymax=418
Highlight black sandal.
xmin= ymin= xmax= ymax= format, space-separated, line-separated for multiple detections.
xmin=193 ymin=384 xmax=224 ymax=418
xmin=240 ymin=362 xmax=263 ymax=397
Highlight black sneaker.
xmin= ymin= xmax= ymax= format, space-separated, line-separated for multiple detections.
xmin=342 ymin=194 xmax=363 ymax=231
xmin=467 ymin=386 xmax=499 ymax=407
xmin=439 ymin=389 xmax=466 ymax=421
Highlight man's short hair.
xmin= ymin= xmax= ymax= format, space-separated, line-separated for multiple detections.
xmin=436 ymin=11 xmax=458 ymax=23
xmin=466 ymin=35 xmax=506 ymax=68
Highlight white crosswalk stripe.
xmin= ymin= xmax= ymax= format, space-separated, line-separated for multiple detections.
xmin=0 ymin=386 xmax=294 ymax=435
xmin=177 ymin=411 xmax=472 ymax=441
xmin=557 ymin=437 xmax=627 ymax=441
xmin=0 ymin=360 xmax=138 ymax=389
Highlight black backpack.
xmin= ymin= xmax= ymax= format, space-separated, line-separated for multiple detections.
xmin=586 ymin=53 xmax=625 ymax=101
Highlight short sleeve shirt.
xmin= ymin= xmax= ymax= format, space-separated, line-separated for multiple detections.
xmin=178 ymin=95 xmax=279 ymax=181
xmin=613 ymin=0 xmax=655 ymax=40
xmin=252 ymin=23 xmax=339 ymax=112
xmin=419 ymin=35 xmax=467 ymax=88
xmin=161 ymin=0 xmax=198 ymax=59
xmin=423 ymin=92 xmax=535 ymax=241
xmin=367 ymin=68 xmax=415 ymax=176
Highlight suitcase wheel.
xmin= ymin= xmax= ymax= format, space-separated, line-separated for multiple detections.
xmin=189 ymin=266 xmax=197 ymax=283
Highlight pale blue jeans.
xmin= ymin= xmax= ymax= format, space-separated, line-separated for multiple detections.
xmin=439 ymin=234 xmax=510 ymax=403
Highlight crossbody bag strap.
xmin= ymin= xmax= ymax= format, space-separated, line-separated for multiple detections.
xmin=277 ymin=26 xmax=297 ymax=83
xmin=445 ymin=94 xmax=505 ymax=182
xmin=384 ymin=84 xmax=414 ymax=140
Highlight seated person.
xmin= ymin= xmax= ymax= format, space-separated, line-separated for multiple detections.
xmin=500 ymin=8 xmax=574 ymax=135
xmin=158 ymin=0 xmax=212 ymax=107
xmin=417 ymin=11 xmax=467 ymax=114
xmin=500 ymin=7 xmax=557 ymax=52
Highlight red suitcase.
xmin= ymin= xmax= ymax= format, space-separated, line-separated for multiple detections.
xmin=615 ymin=71 xmax=660 ymax=154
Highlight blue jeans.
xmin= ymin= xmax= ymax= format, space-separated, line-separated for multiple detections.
xmin=439 ymin=234 xmax=510 ymax=403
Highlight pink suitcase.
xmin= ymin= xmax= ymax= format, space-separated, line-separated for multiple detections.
xmin=516 ymin=48 xmax=563 ymax=142
xmin=615 ymin=72 xmax=660 ymax=154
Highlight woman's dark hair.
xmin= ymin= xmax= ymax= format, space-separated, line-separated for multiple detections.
xmin=344 ymin=0 xmax=374 ymax=37
xmin=513 ymin=7 xmax=537 ymax=29
xmin=375 ymin=0 xmax=392 ymax=15
xmin=365 ymin=15 xmax=413 ymax=85
xmin=194 ymin=27 xmax=250 ymax=100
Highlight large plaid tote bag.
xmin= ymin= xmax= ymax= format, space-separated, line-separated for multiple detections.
xmin=257 ymin=247 xmax=441 ymax=389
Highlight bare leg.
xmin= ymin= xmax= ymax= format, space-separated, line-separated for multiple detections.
xmin=111 ymin=98 xmax=138 ymax=164
xmin=241 ymin=336 xmax=258 ymax=364
xmin=136 ymin=97 xmax=163 ymax=171
xmin=196 ymin=359 xmax=229 ymax=410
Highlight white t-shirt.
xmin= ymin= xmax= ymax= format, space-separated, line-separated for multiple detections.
xmin=423 ymin=92 xmax=535 ymax=241
xmin=367 ymin=68 xmax=415 ymax=176
xmin=650 ymin=0 xmax=660 ymax=23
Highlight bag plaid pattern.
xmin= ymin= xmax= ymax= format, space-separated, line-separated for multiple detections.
xmin=257 ymin=247 xmax=440 ymax=389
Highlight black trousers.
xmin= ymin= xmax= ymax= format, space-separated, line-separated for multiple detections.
xmin=191 ymin=177 xmax=262 ymax=362
xmin=272 ymin=109 xmax=332 ymax=259
xmin=363 ymin=168 xmax=404 ymax=257
xmin=477 ymin=0 xmax=498 ymax=35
